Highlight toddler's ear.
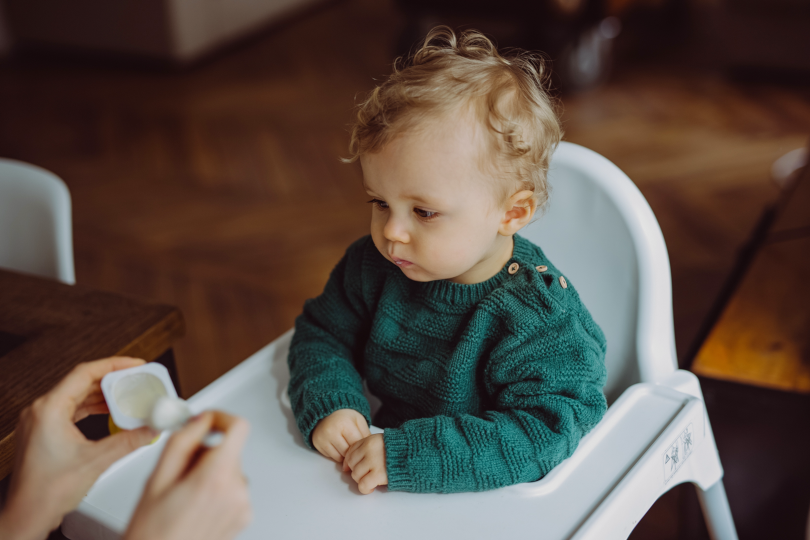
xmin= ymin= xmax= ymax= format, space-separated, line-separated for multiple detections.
xmin=499 ymin=190 xmax=536 ymax=235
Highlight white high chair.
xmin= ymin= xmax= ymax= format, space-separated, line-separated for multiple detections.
xmin=0 ymin=158 xmax=75 ymax=283
xmin=63 ymin=142 xmax=738 ymax=540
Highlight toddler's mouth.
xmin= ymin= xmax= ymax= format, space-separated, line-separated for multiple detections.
xmin=392 ymin=257 xmax=413 ymax=268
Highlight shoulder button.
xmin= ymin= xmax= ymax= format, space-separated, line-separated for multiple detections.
xmin=508 ymin=262 xmax=520 ymax=275
xmin=559 ymin=276 xmax=568 ymax=289
xmin=535 ymin=265 xmax=548 ymax=272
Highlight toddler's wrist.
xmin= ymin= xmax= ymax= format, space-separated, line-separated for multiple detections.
xmin=381 ymin=429 xmax=412 ymax=492
xmin=301 ymin=394 xmax=372 ymax=445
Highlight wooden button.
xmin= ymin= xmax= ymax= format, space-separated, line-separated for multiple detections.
xmin=508 ymin=263 xmax=519 ymax=274
xmin=535 ymin=265 xmax=548 ymax=272
xmin=559 ymin=276 xmax=568 ymax=289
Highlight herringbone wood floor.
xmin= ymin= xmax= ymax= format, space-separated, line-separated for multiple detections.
xmin=2 ymin=0 xmax=808 ymax=397
xmin=2 ymin=0 xmax=809 ymax=538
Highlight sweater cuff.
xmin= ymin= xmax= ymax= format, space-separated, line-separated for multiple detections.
xmin=383 ymin=428 xmax=415 ymax=492
xmin=298 ymin=392 xmax=372 ymax=449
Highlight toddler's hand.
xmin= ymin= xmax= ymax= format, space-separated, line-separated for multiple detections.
xmin=343 ymin=434 xmax=388 ymax=494
xmin=311 ymin=409 xmax=370 ymax=463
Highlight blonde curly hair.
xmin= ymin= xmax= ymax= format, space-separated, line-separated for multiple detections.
xmin=345 ymin=26 xmax=562 ymax=208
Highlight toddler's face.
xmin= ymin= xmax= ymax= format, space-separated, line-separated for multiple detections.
xmin=361 ymin=112 xmax=514 ymax=284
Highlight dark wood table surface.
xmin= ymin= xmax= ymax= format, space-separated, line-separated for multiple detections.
xmin=692 ymin=160 xmax=810 ymax=393
xmin=0 ymin=269 xmax=185 ymax=480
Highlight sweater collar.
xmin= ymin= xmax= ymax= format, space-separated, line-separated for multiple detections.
xmin=418 ymin=235 xmax=536 ymax=305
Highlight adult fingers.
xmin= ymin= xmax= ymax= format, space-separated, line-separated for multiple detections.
xmin=73 ymin=402 xmax=110 ymax=423
xmin=194 ymin=412 xmax=251 ymax=475
xmin=147 ymin=412 xmax=214 ymax=494
xmin=77 ymin=391 xmax=106 ymax=407
xmin=72 ymin=392 xmax=108 ymax=422
xmin=50 ymin=357 xmax=145 ymax=410
xmin=90 ymin=426 xmax=157 ymax=474
xmin=222 ymin=482 xmax=254 ymax=534
xmin=209 ymin=411 xmax=250 ymax=462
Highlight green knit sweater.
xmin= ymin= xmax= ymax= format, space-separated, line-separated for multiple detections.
xmin=288 ymin=234 xmax=607 ymax=493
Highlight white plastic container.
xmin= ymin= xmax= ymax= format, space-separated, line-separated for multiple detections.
xmin=101 ymin=363 xmax=178 ymax=430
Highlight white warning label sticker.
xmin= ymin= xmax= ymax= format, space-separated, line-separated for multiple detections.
xmin=663 ymin=423 xmax=694 ymax=484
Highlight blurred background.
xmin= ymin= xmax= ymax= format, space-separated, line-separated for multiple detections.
xmin=0 ymin=0 xmax=808 ymax=537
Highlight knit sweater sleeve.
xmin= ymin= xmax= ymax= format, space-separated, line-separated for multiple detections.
xmin=382 ymin=308 xmax=607 ymax=493
xmin=287 ymin=238 xmax=373 ymax=448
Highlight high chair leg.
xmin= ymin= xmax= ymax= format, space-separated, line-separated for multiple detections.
xmin=696 ymin=480 xmax=738 ymax=540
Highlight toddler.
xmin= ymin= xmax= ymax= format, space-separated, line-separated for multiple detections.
xmin=287 ymin=27 xmax=607 ymax=495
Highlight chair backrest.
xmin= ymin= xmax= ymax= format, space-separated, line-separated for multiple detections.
xmin=520 ymin=142 xmax=677 ymax=402
xmin=0 ymin=158 xmax=75 ymax=284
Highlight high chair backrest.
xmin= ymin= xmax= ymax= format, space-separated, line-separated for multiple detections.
xmin=0 ymin=158 xmax=75 ymax=284
xmin=520 ymin=142 xmax=677 ymax=402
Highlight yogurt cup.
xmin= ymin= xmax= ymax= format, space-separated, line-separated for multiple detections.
xmin=101 ymin=363 xmax=178 ymax=430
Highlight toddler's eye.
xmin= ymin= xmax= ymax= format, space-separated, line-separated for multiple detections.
xmin=367 ymin=198 xmax=389 ymax=209
xmin=414 ymin=208 xmax=438 ymax=220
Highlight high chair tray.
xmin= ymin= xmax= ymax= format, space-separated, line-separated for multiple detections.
xmin=63 ymin=330 xmax=705 ymax=540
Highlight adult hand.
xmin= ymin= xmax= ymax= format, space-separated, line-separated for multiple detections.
xmin=343 ymin=434 xmax=388 ymax=494
xmin=311 ymin=409 xmax=370 ymax=463
xmin=124 ymin=410 xmax=252 ymax=540
xmin=0 ymin=357 xmax=158 ymax=540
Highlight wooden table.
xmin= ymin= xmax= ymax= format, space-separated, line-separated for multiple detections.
xmin=692 ymin=160 xmax=810 ymax=392
xmin=0 ymin=269 xmax=185 ymax=480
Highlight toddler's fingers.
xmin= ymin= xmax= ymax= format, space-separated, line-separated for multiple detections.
xmin=357 ymin=471 xmax=382 ymax=495
xmin=343 ymin=441 xmax=363 ymax=471
xmin=329 ymin=443 xmax=346 ymax=463
xmin=332 ymin=435 xmax=350 ymax=458
xmin=355 ymin=417 xmax=371 ymax=438
xmin=342 ymin=425 xmax=365 ymax=449
xmin=316 ymin=442 xmax=343 ymax=463
xmin=350 ymin=457 xmax=372 ymax=484
xmin=313 ymin=439 xmax=327 ymax=460
xmin=342 ymin=445 xmax=354 ymax=472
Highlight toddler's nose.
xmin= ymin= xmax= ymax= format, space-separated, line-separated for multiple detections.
xmin=383 ymin=215 xmax=410 ymax=244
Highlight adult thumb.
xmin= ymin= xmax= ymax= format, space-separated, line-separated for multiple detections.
xmin=91 ymin=426 xmax=158 ymax=473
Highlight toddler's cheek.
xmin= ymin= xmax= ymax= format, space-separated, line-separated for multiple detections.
xmin=423 ymin=246 xmax=473 ymax=279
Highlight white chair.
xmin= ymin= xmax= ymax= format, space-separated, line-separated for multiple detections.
xmin=63 ymin=142 xmax=738 ymax=540
xmin=0 ymin=158 xmax=75 ymax=284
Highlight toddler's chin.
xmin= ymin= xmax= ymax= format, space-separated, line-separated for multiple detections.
xmin=398 ymin=265 xmax=433 ymax=282
xmin=399 ymin=265 xmax=460 ymax=283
